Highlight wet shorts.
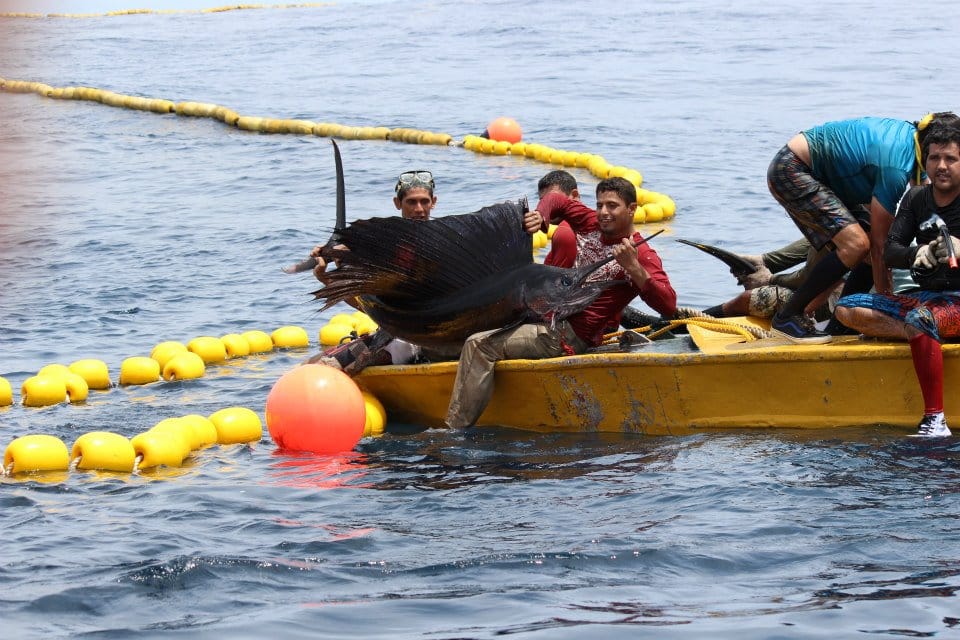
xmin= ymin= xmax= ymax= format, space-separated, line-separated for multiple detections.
xmin=767 ymin=145 xmax=863 ymax=251
xmin=837 ymin=291 xmax=960 ymax=342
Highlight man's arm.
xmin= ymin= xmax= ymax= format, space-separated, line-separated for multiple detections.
xmin=868 ymin=196 xmax=895 ymax=294
xmin=534 ymin=191 xmax=598 ymax=234
xmin=884 ymin=190 xmax=920 ymax=269
xmin=624 ymin=241 xmax=677 ymax=318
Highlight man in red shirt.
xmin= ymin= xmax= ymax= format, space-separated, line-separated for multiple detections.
xmin=444 ymin=176 xmax=677 ymax=429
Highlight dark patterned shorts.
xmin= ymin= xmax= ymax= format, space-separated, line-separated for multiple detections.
xmin=767 ymin=145 xmax=861 ymax=250
xmin=837 ymin=291 xmax=960 ymax=342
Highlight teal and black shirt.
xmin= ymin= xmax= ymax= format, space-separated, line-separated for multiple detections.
xmin=804 ymin=117 xmax=916 ymax=215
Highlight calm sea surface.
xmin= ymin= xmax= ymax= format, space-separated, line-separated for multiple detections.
xmin=2 ymin=1 xmax=960 ymax=637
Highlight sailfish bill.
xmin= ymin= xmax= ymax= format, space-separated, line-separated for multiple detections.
xmin=281 ymin=139 xmax=347 ymax=274
xmin=675 ymin=238 xmax=758 ymax=275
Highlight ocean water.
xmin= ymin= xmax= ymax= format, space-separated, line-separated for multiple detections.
xmin=2 ymin=1 xmax=960 ymax=637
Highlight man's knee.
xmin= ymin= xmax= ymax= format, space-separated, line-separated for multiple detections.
xmin=834 ymin=304 xmax=870 ymax=331
xmin=834 ymin=225 xmax=869 ymax=265
xmin=834 ymin=305 xmax=854 ymax=325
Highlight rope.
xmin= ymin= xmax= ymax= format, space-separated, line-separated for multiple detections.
xmin=0 ymin=4 xmax=334 ymax=19
xmin=602 ymin=309 xmax=771 ymax=345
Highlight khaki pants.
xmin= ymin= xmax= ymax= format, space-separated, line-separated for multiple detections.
xmin=444 ymin=321 xmax=585 ymax=428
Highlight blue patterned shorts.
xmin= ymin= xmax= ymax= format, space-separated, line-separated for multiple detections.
xmin=837 ymin=291 xmax=960 ymax=342
xmin=767 ymin=145 xmax=863 ymax=250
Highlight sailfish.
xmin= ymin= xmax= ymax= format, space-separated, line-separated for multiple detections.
xmin=295 ymin=143 xmax=637 ymax=351
xmin=312 ymin=202 xmax=625 ymax=350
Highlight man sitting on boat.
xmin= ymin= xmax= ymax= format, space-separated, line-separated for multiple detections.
xmin=444 ymin=176 xmax=677 ymax=429
xmin=834 ymin=120 xmax=960 ymax=438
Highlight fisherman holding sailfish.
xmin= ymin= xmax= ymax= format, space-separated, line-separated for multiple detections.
xmin=443 ymin=176 xmax=677 ymax=429
xmin=304 ymin=143 xmax=675 ymax=428
xmin=307 ymin=167 xmax=446 ymax=371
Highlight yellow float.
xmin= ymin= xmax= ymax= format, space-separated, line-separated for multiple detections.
xmin=187 ymin=336 xmax=227 ymax=364
xmin=131 ymin=431 xmax=187 ymax=469
xmin=4 ymin=435 xmax=70 ymax=473
xmin=21 ymin=375 xmax=67 ymax=407
xmin=0 ymin=376 xmax=12 ymax=406
xmin=150 ymin=341 xmax=188 ymax=369
xmin=209 ymin=407 xmax=263 ymax=444
xmin=319 ymin=321 xmax=355 ymax=347
xmin=38 ymin=363 xmax=71 ymax=378
xmin=69 ymin=359 xmax=111 ymax=389
xmin=362 ymin=391 xmax=387 ymax=437
xmin=179 ymin=414 xmax=220 ymax=448
xmin=162 ymin=351 xmax=206 ymax=381
xmin=70 ymin=432 xmax=136 ymax=472
xmin=119 ymin=356 xmax=161 ymax=385
xmin=149 ymin=418 xmax=198 ymax=455
xmin=62 ymin=372 xmax=89 ymax=403
xmin=221 ymin=333 xmax=252 ymax=358
xmin=241 ymin=330 xmax=273 ymax=353
xmin=271 ymin=325 xmax=310 ymax=349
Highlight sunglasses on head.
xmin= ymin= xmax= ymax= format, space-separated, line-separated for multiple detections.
xmin=396 ymin=170 xmax=434 ymax=193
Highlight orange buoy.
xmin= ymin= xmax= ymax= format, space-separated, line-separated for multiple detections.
xmin=265 ymin=364 xmax=364 ymax=454
xmin=485 ymin=117 xmax=522 ymax=144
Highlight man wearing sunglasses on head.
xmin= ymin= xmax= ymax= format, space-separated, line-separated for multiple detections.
xmin=308 ymin=170 xmax=443 ymax=372
xmin=311 ymin=170 xmax=437 ymax=281
xmin=392 ymin=169 xmax=437 ymax=220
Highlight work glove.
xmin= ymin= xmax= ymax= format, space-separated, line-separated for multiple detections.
xmin=933 ymin=234 xmax=960 ymax=264
xmin=913 ymin=240 xmax=938 ymax=270
xmin=733 ymin=254 xmax=772 ymax=289
xmin=737 ymin=264 xmax=773 ymax=289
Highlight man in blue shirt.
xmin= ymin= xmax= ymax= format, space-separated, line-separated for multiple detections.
xmin=834 ymin=121 xmax=960 ymax=437
xmin=767 ymin=113 xmax=958 ymax=343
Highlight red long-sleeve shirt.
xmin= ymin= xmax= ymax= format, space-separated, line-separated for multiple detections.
xmin=536 ymin=192 xmax=677 ymax=346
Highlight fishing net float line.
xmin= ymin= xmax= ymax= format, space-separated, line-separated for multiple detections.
xmin=0 ymin=3 xmax=334 ymax=19
xmin=0 ymin=77 xmax=678 ymax=224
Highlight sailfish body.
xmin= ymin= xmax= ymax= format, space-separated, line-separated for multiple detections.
xmin=312 ymin=201 xmax=618 ymax=348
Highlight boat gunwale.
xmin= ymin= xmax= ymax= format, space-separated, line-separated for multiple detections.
xmin=356 ymin=337 xmax=949 ymax=379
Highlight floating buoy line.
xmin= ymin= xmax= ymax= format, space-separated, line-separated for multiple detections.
xmin=0 ymin=76 xmax=677 ymax=224
xmin=0 ymin=317 xmax=385 ymax=479
xmin=0 ymin=3 xmax=334 ymax=19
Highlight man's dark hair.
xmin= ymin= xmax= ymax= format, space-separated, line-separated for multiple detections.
xmin=596 ymin=177 xmax=637 ymax=206
xmin=918 ymin=111 xmax=960 ymax=153
xmin=921 ymin=119 xmax=960 ymax=165
xmin=396 ymin=182 xmax=435 ymax=200
xmin=537 ymin=170 xmax=578 ymax=196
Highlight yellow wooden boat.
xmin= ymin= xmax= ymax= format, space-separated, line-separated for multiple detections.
xmin=355 ymin=317 xmax=958 ymax=434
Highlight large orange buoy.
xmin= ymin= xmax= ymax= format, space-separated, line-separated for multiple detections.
xmin=265 ymin=364 xmax=365 ymax=454
xmin=485 ymin=116 xmax=522 ymax=143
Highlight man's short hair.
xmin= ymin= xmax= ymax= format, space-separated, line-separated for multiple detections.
xmin=596 ymin=177 xmax=637 ymax=206
xmin=537 ymin=170 xmax=578 ymax=196
xmin=921 ymin=119 xmax=960 ymax=165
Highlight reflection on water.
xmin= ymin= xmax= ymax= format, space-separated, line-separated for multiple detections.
xmin=265 ymin=449 xmax=370 ymax=490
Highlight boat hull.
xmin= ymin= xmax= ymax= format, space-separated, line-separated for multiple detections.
xmin=355 ymin=322 xmax=954 ymax=435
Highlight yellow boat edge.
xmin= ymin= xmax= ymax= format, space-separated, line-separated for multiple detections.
xmin=355 ymin=317 xmax=945 ymax=435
